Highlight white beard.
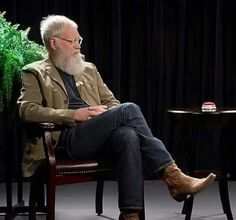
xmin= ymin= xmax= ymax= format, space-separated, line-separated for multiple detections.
xmin=53 ymin=47 xmax=86 ymax=76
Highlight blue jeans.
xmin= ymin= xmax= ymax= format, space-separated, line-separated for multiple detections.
xmin=58 ymin=102 xmax=174 ymax=210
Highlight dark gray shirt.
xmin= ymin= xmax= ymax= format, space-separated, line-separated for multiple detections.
xmin=57 ymin=69 xmax=89 ymax=109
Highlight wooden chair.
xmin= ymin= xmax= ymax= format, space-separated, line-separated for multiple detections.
xmin=23 ymin=122 xmax=111 ymax=220
xmin=24 ymin=122 xmax=145 ymax=220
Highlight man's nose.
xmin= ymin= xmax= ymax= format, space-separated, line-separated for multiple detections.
xmin=74 ymin=43 xmax=80 ymax=49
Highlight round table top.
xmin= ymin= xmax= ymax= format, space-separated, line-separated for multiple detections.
xmin=167 ymin=107 xmax=236 ymax=115
xmin=167 ymin=107 xmax=236 ymax=126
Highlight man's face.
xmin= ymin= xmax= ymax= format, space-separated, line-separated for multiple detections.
xmin=52 ymin=25 xmax=85 ymax=75
xmin=55 ymin=25 xmax=81 ymax=57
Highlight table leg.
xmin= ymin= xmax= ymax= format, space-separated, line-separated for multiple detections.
xmin=218 ymin=178 xmax=233 ymax=220
xmin=218 ymin=127 xmax=233 ymax=220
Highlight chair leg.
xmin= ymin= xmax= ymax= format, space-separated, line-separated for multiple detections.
xmin=181 ymin=196 xmax=194 ymax=220
xmin=4 ymin=179 xmax=14 ymax=220
xmin=47 ymin=181 xmax=56 ymax=220
xmin=17 ymin=177 xmax=25 ymax=206
xmin=139 ymin=182 xmax=145 ymax=220
xmin=139 ymin=209 xmax=145 ymax=220
xmin=29 ymin=181 xmax=37 ymax=220
xmin=219 ymin=178 xmax=233 ymax=220
xmin=95 ymin=180 xmax=104 ymax=215
xmin=36 ymin=183 xmax=46 ymax=212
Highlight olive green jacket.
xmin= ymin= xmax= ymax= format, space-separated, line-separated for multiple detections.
xmin=17 ymin=58 xmax=120 ymax=177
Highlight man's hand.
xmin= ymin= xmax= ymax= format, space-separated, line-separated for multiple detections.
xmin=88 ymin=105 xmax=108 ymax=117
xmin=74 ymin=105 xmax=108 ymax=121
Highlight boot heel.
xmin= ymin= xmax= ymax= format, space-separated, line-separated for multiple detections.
xmin=173 ymin=194 xmax=188 ymax=202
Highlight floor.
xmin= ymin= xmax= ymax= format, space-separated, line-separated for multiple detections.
xmin=0 ymin=180 xmax=235 ymax=220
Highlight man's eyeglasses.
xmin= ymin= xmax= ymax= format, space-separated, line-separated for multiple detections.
xmin=54 ymin=36 xmax=83 ymax=46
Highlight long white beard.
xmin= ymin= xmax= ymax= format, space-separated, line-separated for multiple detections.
xmin=53 ymin=48 xmax=86 ymax=76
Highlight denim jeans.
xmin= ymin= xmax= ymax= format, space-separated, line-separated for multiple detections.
xmin=57 ymin=102 xmax=174 ymax=210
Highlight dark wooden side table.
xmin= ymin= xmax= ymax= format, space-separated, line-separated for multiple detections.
xmin=0 ymin=121 xmax=30 ymax=220
xmin=167 ymin=107 xmax=235 ymax=220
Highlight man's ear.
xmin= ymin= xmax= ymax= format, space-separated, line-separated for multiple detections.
xmin=49 ymin=38 xmax=57 ymax=50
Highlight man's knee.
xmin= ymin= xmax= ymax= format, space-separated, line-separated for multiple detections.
xmin=116 ymin=102 xmax=142 ymax=119
xmin=121 ymin=102 xmax=140 ymax=112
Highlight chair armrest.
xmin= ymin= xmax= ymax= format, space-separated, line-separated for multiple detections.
xmin=22 ymin=122 xmax=74 ymax=131
xmin=22 ymin=122 xmax=74 ymax=176
xmin=42 ymin=128 xmax=56 ymax=175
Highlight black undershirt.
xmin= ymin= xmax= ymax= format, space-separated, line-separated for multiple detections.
xmin=57 ymin=68 xmax=89 ymax=109
xmin=56 ymin=69 xmax=89 ymax=158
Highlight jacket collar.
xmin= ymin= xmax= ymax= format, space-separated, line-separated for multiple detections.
xmin=42 ymin=57 xmax=90 ymax=95
xmin=43 ymin=58 xmax=67 ymax=95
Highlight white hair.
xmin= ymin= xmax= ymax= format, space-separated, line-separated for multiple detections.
xmin=40 ymin=15 xmax=78 ymax=49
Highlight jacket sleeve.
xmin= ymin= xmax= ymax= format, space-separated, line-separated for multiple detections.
xmin=17 ymin=68 xmax=75 ymax=123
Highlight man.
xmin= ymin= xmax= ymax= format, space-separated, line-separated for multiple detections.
xmin=17 ymin=15 xmax=215 ymax=220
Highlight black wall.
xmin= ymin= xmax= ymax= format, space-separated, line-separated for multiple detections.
xmin=1 ymin=0 xmax=236 ymax=180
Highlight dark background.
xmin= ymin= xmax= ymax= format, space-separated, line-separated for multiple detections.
xmin=1 ymin=0 xmax=236 ymax=180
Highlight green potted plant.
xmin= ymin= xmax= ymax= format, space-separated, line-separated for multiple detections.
xmin=0 ymin=11 xmax=47 ymax=181
xmin=0 ymin=11 xmax=46 ymax=125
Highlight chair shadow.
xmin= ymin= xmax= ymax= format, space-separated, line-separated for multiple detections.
xmin=98 ymin=214 xmax=116 ymax=220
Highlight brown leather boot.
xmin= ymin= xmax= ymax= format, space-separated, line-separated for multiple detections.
xmin=118 ymin=212 xmax=139 ymax=220
xmin=163 ymin=163 xmax=216 ymax=202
